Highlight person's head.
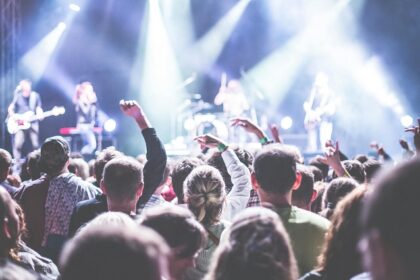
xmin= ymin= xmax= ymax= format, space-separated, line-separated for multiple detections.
xmin=354 ymin=154 xmax=369 ymax=164
xmin=0 ymin=188 xmax=19 ymax=258
xmin=317 ymin=188 xmax=366 ymax=279
xmin=39 ymin=136 xmax=70 ymax=175
xmin=205 ymin=207 xmax=298 ymax=280
xmin=207 ymin=147 xmax=253 ymax=191
xmin=94 ymin=146 xmax=124 ymax=184
xmin=361 ymin=158 xmax=420 ymax=280
xmin=0 ymin=149 xmax=13 ymax=182
xmin=140 ymin=205 xmax=207 ymax=279
xmin=171 ymin=157 xmax=203 ymax=204
xmin=252 ymin=145 xmax=302 ymax=202
xmin=77 ymin=212 xmax=138 ymax=236
xmin=309 ymin=158 xmax=329 ymax=180
xmin=60 ymin=224 xmax=170 ymax=280
xmin=184 ymin=165 xmax=225 ymax=226
xmin=68 ymin=158 xmax=89 ymax=180
xmin=321 ymin=178 xmax=359 ymax=219
xmin=311 ymin=181 xmax=327 ymax=213
xmin=19 ymin=79 xmax=32 ymax=96
xmin=292 ymin=165 xmax=316 ymax=210
xmin=340 ymin=160 xmax=366 ymax=184
xmin=363 ymin=159 xmax=382 ymax=184
xmin=26 ymin=150 xmax=41 ymax=180
xmin=308 ymin=165 xmax=324 ymax=182
xmin=101 ymin=156 xmax=143 ymax=212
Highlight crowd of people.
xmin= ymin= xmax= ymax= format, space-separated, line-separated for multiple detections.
xmin=1 ymin=96 xmax=419 ymax=280
xmin=1 ymin=1 xmax=420 ymax=279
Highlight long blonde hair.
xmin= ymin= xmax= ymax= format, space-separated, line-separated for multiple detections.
xmin=183 ymin=165 xmax=226 ymax=226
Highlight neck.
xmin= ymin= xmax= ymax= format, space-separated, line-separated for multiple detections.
xmin=107 ymin=199 xmax=137 ymax=215
xmin=258 ymin=189 xmax=293 ymax=209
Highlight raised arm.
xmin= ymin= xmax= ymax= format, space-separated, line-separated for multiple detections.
xmin=120 ymin=100 xmax=167 ymax=208
xmin=194 ymin=134 xmax=251 ymax=221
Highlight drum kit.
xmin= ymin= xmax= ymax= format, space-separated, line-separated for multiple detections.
xmin=176 ymin=94 xmax=229 ymax=141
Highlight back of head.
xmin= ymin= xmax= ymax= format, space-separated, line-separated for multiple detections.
xmin=309 ymin=159 xmax=329 ymax=180
xmin=342 ymin=160 xmax=366 ymax=184
xmin=39 ymin=136 xmax=70 ymax=175
xmin=26 ymin=150 xmax=41 ymax=180
xmin=206 ymin=207 xmax=298 ymax=280
xmin=354 ymin=154 xmax=369 ymax=164
xmin=322 ymin=178 xmax=359 ymax=219
xmin=363 ymin=159 xmax=382 ymax=184
xmin=77 ymin=212 xmax=137 ymax=236
xmin=207 ymin=147 xmax=253 ymax=190
xmin=317 ymin=188 xmax=366 ymax=279
xmin=171 ymin=157 xmax=203 ymax=204
xmin=60 ymin=224 xmax=169 ymax=280
xmin=292 ymin=165 xmax=315 ymax=209
xmin=141 ymin=205 xmax=206 ymax=258
xmin=308 ymin=165 xmax=324 ymax=183
xmin=69 ymin=158 xmax=89 ymax=180
xmin=102 ymin=156 xmax=143 ymax=204
xmin=0 ymin=149 xmax=13 ymax=182
xmin=362 ymin=158 xmax=420 ymax=279
xmin=94 ymin=146 xmax=123 ymax=183
xmin=184 ymin=165 xmax=225 ymax=225
xmin=253 ymin=145 xmax=297 ymax=194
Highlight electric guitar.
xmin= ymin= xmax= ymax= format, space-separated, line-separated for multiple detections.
xmin=7 ymin=106 xmax=65 ymax=134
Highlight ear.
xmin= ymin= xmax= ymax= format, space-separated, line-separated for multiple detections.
xmin=310 ymin=190 xmax=318 ymax=203
xmin=2 ymin=218 xmax=12 ymax=240
xmin=136 ymin=183 xmax=144 ymax=198
xmin=292 ymin=171 xmax=302 ymax=191
xmin=100 ymin=179 xmax=107 ymax=195
xmin=251 ymin=172 xmax=260 ymax=191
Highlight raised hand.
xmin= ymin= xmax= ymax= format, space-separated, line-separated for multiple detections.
xmin=230 ymin=118 xmax=265 ymax=139
xmin=270 ymin=124 xmax=282 ymax=143
xmin=405 ymin=118 xmax=420 ymax=152
xmin=194 ymin=134 xmax=227 ymax=150
xmin=399 ymin=139 xmax=411 ymax=151
xmin=120 ymin=99 xmax=150 ymax=130
xmin=318 ymin=140 xmax=347 ymax=177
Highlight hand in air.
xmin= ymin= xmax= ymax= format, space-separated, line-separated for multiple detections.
xmin=194 ymin=134 xmax=226 ymax=150
xmin=405 ymin=118 xmax=420 ymax=152
xmin=120 ymin=100 xmax=143 ymax=119
xmin=230 ymin=118 xmax=265 ymax=139
xmin=270 ymin=124 xmax=282 ymax=144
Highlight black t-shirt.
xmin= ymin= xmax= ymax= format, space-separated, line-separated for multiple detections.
xmin=10 ymin=91 xmax=42 ymax=114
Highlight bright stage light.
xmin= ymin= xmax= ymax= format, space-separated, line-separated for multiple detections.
xmin=187 ymin=0 xmax=251 ymax=72
xmin=400 ymin=115 xmax=413 ymax=128
xmin=104 ymin=119 xmax=117 ymax=133
xmin=57 ymin=22 xmax=67 ymax=30
xmin=280 ymin=116 xmax=293 ymax=130
xmin=130 ymin=0 xmax=186 ymax=142
xmin=69 ymin=3 xmax=81 ymax=12
xmin=19 ymin=22 xmax=68 ymax=82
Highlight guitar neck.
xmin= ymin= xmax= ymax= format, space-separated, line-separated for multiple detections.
xmin=28 ymin=110 xmax=56 ymax=122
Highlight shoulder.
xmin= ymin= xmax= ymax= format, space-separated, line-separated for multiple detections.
xmin=15 ymin=176 xmax=49 ymax=199
xmin=75 ymin=195 xmax=107 ymax=211
xmin=291 ymin=206 xmax=331 ymax=231
xmin=299 ymin=271 xmax=324 ymax=280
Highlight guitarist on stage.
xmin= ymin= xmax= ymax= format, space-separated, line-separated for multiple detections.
xmin=304 ymin=72 xmax=336 ymax=152
xmin=7 ymin=79 xmax=43 ymax=163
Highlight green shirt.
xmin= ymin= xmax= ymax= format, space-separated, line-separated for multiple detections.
xmin=276 ymin=206 xmax=330 ymax=276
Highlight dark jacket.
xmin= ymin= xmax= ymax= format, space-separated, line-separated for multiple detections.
xmin=67 ymin=127 xmax=167 ymax=236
